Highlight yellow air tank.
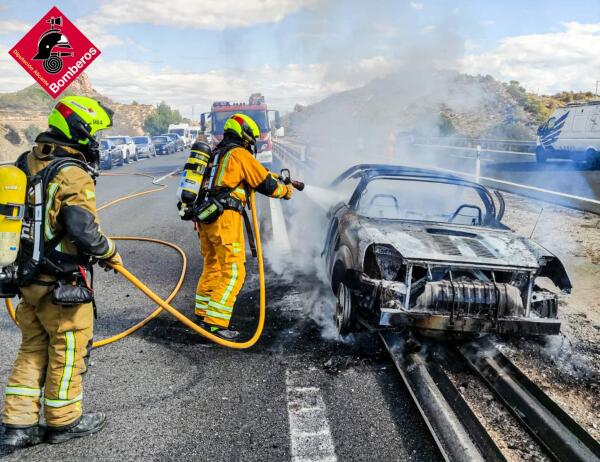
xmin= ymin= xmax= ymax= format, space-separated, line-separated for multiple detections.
xmin=176 ymin=141 xmax=212 ymax=206
xmin=0 ymin=165 xmax=27 ymax=267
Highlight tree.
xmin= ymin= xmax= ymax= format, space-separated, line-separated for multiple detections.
xmin=143 ymin=102 xmax=183 ymax=136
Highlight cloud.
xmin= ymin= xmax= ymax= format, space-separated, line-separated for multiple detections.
xmin=422 ymin=25 xmax=436 ymax=33
xmin=0 ymin=20 xmax=30 ymax=35
xmin=84 ymin=55 xmax=399 ymax=115
xmin=74 ymin=19 xmax=124 ymax=49
xmin=0 ymin=44 xmax=34 ymax=91
xmin=480 ymin=20 xmax=495 ymax=26
xmin=460 ymin=21 xmax=600 ymax=93
xmin=410 ymin=2 xmax=424 ymax=10
xmin=93 ymin=0 xmax=318 ymax=29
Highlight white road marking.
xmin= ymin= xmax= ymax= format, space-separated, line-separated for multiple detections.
xmin=286 ymin=370 xmax=337 ymax=462
xmin=154 ymin=168 xmax=181 ymax=184
xmin=269 ymin=198 xmax=292 ymax=252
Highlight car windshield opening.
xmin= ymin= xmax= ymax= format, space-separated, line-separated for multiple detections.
xmin=169 ymin=129 xmax=185 ymax=136
xmin=211 ymin=110 xmax=269 ymax=134
xmin=108 ymin=137 xmax=125 ymax=144
xmin=357 ymin=178 xmax=489 ymax=225
xmin=133 ymin=137 xmax=147 ymax=144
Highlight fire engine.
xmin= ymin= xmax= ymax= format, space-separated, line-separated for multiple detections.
xmin=200 ymin=93 xmax=281 ymax=166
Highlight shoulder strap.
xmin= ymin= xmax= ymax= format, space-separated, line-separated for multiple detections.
xmin=14 ymin=151 xmax=31 ymax=177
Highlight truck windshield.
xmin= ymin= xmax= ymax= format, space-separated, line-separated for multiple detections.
xmin=169 ymin=129 xmax=185 ymax=136
xmin=211 ymin=110 xmax=269 ymax=134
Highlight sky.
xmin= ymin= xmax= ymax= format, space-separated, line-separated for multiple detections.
xmin=0 ymin=0 xmax=599 ymax=117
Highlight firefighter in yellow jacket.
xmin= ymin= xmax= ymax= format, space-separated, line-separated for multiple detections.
xmin=1 ymin=96 xmax=122 ymax=447
xmin=192 ymin=114 xmax=293 ymax=340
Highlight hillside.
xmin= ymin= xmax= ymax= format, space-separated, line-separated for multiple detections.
xmin=0 ymin=74 xmax=155 ymax=162
xmin=284 ymin=71 xmax=599 ymax=155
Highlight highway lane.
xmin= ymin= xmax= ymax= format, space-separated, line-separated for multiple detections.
xmin=0 ymin=150 xmax=440 ymax=461
xmin=411 ymin=145 xmax=600 ymax=202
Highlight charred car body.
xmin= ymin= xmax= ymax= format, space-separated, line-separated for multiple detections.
xmin=324 ymin=165 xmax=571 ymax=338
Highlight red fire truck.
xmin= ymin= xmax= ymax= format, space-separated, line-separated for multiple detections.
xmin=200 ymin=93 xmax=281 ymax=166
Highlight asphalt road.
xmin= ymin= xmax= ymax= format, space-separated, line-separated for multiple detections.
xmin=411 ymin=145 xmax=600 ymax=202
xmin=0 ymin=150 xmax=440 ymax=461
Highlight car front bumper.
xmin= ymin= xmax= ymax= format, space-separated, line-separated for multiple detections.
xmin=380 ymin=310 xmax=561 ymax=336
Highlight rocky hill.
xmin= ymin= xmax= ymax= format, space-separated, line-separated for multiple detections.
xmin=0 ymin=74 xmax=155 ymax=162
xmin=283 ymin=71 xmax=599 ymax=156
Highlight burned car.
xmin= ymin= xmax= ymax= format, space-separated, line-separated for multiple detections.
xmin=324 ymin=165 xmax=571 ymax=338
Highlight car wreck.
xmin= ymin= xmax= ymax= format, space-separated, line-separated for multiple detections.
xmin=324 ymin=165 xmax=572 ymax=338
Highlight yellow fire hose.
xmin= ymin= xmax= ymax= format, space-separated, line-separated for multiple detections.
xmin=5 ymin=171 xmax=266 ymax=350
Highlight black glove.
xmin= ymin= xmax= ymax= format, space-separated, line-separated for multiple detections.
xmin=98 ymin=252 xmax=122 ymax=274
xmin=177 ymin=201 xmax=194 ymax=221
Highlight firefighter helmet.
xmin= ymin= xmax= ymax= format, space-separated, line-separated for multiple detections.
xmin=48 ymin=96 xmax=114 ymax=145
xmin=223 ymin=113 xmax=260 ymax=145
xmin=33 ymin=30 xmax=72 ymax=60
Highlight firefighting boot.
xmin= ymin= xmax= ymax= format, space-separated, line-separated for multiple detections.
xmin=198 ymin=321 xmax=240 ymax=340
xmin=46 ymin=412 xmax=106 ymax=444
xmin=0 ymin=425 xmax=45 ymax=447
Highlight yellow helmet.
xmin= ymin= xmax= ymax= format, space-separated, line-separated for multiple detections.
xmin=48 ymin=95 xmax=114 ymax=145
xmin=223 ymin=113 xmax=260 ymax=145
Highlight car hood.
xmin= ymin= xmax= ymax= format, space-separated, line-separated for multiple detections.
xmin=358 ymin=218 xmax=553 ymax=269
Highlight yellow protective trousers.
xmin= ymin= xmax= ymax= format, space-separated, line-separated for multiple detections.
xmin=195 ymin=210 xmax=247 ymax=328
xmin=2 ymin=282 xmax=93 ymax=428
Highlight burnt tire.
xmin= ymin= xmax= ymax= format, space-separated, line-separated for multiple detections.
xmin=336 ymin=282 xmax=358 ymax=336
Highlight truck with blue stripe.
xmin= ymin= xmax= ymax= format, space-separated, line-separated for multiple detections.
xmin=536 ymin=101 xmax=600 ymax=169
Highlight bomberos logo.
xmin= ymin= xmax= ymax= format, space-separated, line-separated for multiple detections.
xmin=9 ymin=6 xmax=101 ymax=98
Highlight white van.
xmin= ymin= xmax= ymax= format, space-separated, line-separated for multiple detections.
xmin=536 ymin=101 xmax=600 ymax=168
xmin=168 ymin=124 xmax=191 ymax=147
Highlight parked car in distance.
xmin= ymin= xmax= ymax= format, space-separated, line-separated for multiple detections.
xmin=132 ymin=136 xmax=156 ymax=159
xmin=152 ymin=136 xmax=175 ymax=155
xmin=162 ymin=133 xmax=185 ymax=152
xmin=105 ymin=135 xmax=138 ymax=163
xmin=99 ymin=139 xmax=123 ymax=169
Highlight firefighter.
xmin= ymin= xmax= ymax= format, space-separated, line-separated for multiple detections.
xmin=193 ymin=114 xmax=293 ymax=340
xmin=0 ymin=96 xmax=122 ymax=447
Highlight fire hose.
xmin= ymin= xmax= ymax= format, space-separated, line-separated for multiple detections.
xmin=5 ymin=170 xmax=268 ymax=350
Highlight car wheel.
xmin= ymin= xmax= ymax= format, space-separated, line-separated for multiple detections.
xmin=336 ymin=282 xmax=358 ymax=336
xmin=124 ymin=150 xmax=130 ymax=164
xmin=103 ymin=160 xmax=112 ymax=170
xmin=133 ymin=150 xmax=139 ymax=162
xmin=535 ymin=146 xmax=547 ymax=164
xmin=118 ymin=155 xmax=124 ymax=166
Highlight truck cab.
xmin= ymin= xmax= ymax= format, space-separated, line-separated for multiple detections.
xmin=201 ymin=95 xmax=280 ymax=167
xmin=536 ymin=101 xmax=600 ymax=168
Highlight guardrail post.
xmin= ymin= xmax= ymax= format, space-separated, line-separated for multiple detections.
xmin=475 ymin=145 xmax=481 ymax=183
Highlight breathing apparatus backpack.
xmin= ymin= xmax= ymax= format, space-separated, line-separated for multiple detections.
xmin=177 ymin=140 xmax=245 ymax=225
xmin=0 ymin=165 xmax=27 ymax=298
xmin=177 ymin=141 xmax=257 ymax=256
xmin=0 ymin=151 xmax=95 ymax=298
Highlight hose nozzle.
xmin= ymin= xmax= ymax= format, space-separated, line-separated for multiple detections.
xmin=280 ymin=168 xmax=304 ymax=191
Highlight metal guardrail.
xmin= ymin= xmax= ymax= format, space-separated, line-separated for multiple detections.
xmin=272 ymin=137 xmax=600 ymax=214
xmin=412 ymin=136 xmax=536 ymax=153
xmin=0 ymin=160 xmax=14 ymax=165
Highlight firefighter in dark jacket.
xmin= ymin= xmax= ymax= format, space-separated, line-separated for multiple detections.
xmin=1 ymin=96 xmax=122 ymax=447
